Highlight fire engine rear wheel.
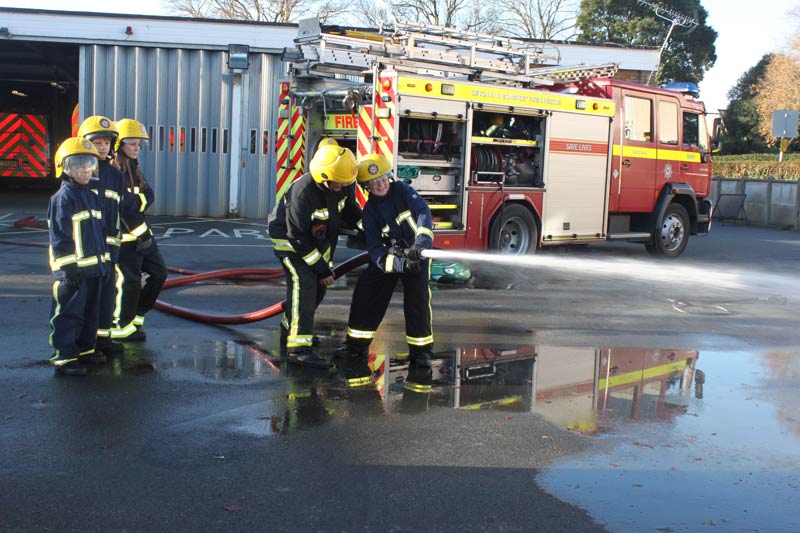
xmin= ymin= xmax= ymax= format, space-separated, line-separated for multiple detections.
xmin=489 ymin=205 xmax=537 ymax=255
xmin=646 ymin=203 xmax=689 ymax=258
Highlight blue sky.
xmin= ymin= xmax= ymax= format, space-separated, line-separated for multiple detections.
xmin=1 ymin=0 xmax=797 ymax=113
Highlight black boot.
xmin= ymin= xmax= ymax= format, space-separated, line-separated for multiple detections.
xmin=343 ymin=358 xmax=373 ymax=388
xmin=123 ymin=328 xmax=147 ymax=342
xmin=287 ymin=349 xmax=333 ymax=369
xmin=52 ymin=359 xmax=88 ymax=376
xmin=96 ymin=338 xmax=124 ymax=355
xmin=280 ymin=326 xmax=320 ymax=347
xmin=410 ymin=351 xmax=432 ymax=368
xmin=80 ymin=350 xmax=108 ymax=365
xmin=334 ymin=342 xmax=367 ymax=360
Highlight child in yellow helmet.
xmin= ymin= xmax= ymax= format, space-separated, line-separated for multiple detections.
xmin=47 ymin=137 xmax=111 ymax=375
xmin=78 ymin=115 xmax=127 ymax=358
xmin=112 ymin=119 xmax=167 ymax=342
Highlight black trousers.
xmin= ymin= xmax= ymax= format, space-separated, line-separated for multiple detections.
xmin=97 ymin=265 xmax=120 ymax=339
xmin=346 ymin=259 xmax=432 ymax=355
xmin=279 ymin=254 xmax=326 ymax=352
xmin=50 ymin=277 xmax=102 ymax=360
xmin=115 ymin=244 xmax=167 ymax=337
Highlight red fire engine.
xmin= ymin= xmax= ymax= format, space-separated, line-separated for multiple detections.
xmin=276 ymin=20 xmax=720 ymax=257
xmin=0 ymin=112 xmax=52 ymax=180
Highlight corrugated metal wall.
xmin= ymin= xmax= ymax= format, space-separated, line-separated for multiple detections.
xmin=80 ymin=44 xmax=284 ymax=218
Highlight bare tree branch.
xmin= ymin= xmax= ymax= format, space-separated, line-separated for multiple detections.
xmin=491 ymin=0 xmax=577 ymax=40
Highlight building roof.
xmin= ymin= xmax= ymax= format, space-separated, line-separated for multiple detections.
xmin=0 ymin=7 xmax=659 ymax=72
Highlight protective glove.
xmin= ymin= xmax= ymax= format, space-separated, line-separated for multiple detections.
xmin=136 ymin=238 xmax=153 ymax=252
xmin=405 ymin=244 xmax=426 ymax=262
xmin=318 ymin=268 xmax=336 ymax=287
xmin=64 ymin=276 xmax=80 ymax=289
xmin=345 ymin=229 xmax=367 ymax=250
xmin=404 ymin=259 xmax=421 ymax=273
xmin=311 ymin=223 xmax=327 ymax=243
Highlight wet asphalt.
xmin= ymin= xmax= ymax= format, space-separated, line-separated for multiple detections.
xmin=1 ymin=190 xmax=799 ymax=531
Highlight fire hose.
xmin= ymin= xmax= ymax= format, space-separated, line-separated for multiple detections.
xmin=154 ymin=252 xmax=370 ymax=324
xmin=0 ymin=237 xmax=370 ymax=325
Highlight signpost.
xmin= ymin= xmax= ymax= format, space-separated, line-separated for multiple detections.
xmin=771 ymin=110 xmax=799 ymax=163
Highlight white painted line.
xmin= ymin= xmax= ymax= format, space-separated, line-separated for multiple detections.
xmin=157 ymin=243 xmax=273 ymax=248
xmin=150 ymin=218 xmax=267 ymax=228
xmin=0 ymin=229 xmax=48 ymax=236
xmin=149 ymin=218 xmax=223 ymax=227
xmin=0 ymin=214 xmax=14 ymax=221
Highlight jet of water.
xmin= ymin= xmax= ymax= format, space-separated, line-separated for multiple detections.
xmin=422 ymin=249 xmax=800 ymax=296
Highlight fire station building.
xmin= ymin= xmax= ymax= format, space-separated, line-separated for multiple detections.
xmin=0 ymin=8 xmax=658 ymax=218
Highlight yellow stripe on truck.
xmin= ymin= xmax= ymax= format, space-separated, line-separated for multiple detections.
xmin=612 ymin=144 xmax=702 ymax=162
xmin=599 ymin=360 xmax=687 ymax=390
xmin=397 ymin=75 xmax=615 ymax=117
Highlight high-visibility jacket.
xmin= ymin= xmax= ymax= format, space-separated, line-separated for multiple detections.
xmin=118 ymin=159 xmax=157 ymax=254
xmin=268 ymin=173 xmax=362 ymax=277
xmin=91 ymin=159 xmax=125 ymax=263
xmin=362 ymin=181 xmax=433 ymax=273
xmin=47 ymin=180 xmax=111 ymax=280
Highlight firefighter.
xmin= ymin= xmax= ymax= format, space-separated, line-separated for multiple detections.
xmin=78 ymin=115 xmax=126 ymax=357
xmin=268 ymin=143 xmax=362 ymax=369
xmin=112 ymin=119 xmax=167 ymax=342
xmin=47 ymin=138 xmax=111 ymax=376
xmin=335 ymin=153 xmax=435 ymax=368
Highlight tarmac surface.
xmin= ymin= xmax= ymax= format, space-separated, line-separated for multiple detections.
xmin=1 ymin=189 xmax=799 ymax=531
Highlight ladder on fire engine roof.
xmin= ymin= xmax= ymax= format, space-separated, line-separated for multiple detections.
xmin=286 ymin=18 xmax=619 ymax=87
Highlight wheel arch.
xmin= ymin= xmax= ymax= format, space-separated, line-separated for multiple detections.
xmin=487 ymin=199 xmax=542 ymax=248
xmin=651 ymin=183 xmax=700 ymax=237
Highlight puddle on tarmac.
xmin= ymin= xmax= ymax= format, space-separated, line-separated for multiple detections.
xmin=253 ymin=335 xmax=800 ymax=530
xmin=157 ymin=339 xmax=281 ymax=381
xmin=537 ymin=348 xmax=800 ymax=532
xmin=152 ymin=333 xmax=800 ymax=530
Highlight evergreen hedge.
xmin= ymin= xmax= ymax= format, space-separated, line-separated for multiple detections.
xmin=713 ymin=154 xmax=800 ymax=180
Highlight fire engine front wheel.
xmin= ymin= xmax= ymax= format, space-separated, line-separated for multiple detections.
xmin=647 ymin=203 xmax=689 ymax=258
xmin=489 ymin=205 xmax=537 ymax=255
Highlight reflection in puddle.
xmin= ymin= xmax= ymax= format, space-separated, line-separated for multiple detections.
xmin=136 ymin=332 xmax=800 ymax=530
xmin=161 ymin=340 xmax=280 ymax=380
xmin=538 ymin=349 xmax=800 ymax=532
xmin=265 ymin=339 xmax=702 ymax=438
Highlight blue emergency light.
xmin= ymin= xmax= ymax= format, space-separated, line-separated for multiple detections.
xmin=661 ymin=81 xmax=700 ymax=99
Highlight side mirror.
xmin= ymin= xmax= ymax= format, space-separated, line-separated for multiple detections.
xmin=710 ymin=117 xmax=722 ymax=153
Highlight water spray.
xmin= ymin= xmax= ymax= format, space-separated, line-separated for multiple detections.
xmin=420 ymin=248 xmax=800 ymax=296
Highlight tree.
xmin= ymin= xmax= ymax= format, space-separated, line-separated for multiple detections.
xmin=387 ymin=0 xmax=466 ymax=28
xmin=575 ymin=0 xmax=717 ymax=84
xmin=719 ymin=54 xmax=772 ymax=154
xmin=754 ymin=37 xmax=800 ymax=147
xmin=168 ymin=0 xmax=347 ymax=23
xmin=488 ymin=0 xmax=578 ymax=40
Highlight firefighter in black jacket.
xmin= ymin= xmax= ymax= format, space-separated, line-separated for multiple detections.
xmin=78 ymin=115 xmax=126 ymax=357
xmin=112 ymin=118 xmax=167 ymax=342
xmin=48 ymin=138 xmax=111 ymax=376
xmin=268 ymin=142 xmax=361 ymax=369
xmin=335 ymin=154 xmax=435 ymax=368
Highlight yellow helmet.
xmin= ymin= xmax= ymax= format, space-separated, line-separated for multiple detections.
xmin=357 ymin=153 xmax=393 ymax=184
xmin=309 ymin=144 xmax=357 ymax=185
xmin=77 ymin=115 xmax=118 ymax=141
xmin=54 ymin=137 xmax=100 ymax=178
xmin=115 ymin=118 xmax=149 ymax=151
xmin=317 ymin=138 xmax=339 ymax=149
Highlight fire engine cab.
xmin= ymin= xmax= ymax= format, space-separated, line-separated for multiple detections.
xmin=276 ymin=19 xmax=719 ymax=257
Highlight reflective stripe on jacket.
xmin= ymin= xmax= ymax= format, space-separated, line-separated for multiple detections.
xmin=362 ymin=181 xmax=433 ymax=273
xmin=91 ymin=159 xmax=126 ymax=263
xmin=48 ymin=180 xmax=111 ymax=280
xmin=268 ymin=173 xmax=362 ymax=276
